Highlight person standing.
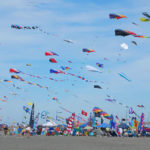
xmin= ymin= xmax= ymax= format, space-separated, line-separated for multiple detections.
xmin=3 ymin=125 xmax=8 ymax=136
xmin=26 ymin=125 xmax=31 ymax=138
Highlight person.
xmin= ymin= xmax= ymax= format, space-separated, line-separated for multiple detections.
xmin=17 ymin=126 xmax=22 ymax=137
xmin=21 ymin=127 xmax=26 ymax=136
xmin=37 ymin=126 xmax=42 ymax=135
xmin=3 ymin=125 xmax=8 ymax=136
xmin=118 ymin=127 xmax=123 ymax=137
xmin=26 ymin=125 xmax=31 ymax=138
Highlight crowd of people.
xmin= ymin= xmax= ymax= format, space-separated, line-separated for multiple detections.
xmin=1 ymin=123 xmax=150 ymax=138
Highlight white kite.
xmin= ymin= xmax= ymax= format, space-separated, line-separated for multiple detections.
xmin=120 ymin=43 xmax=128 ymax=50
xmin=86 ymin=65 xmax=102 ymax=73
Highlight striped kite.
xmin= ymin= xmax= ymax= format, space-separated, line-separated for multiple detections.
xmin=109 ymin=13 xmax=127 ymax=19
xmin=115 ymin=29 xmax=150 ymax=38
xmin=82 ymin=48 xmax=95 ymax=53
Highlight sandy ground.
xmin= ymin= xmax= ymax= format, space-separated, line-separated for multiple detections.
xmin=0 ymin=136 xmax=150 ymax=150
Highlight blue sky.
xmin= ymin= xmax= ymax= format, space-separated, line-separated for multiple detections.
xmin=0 ymin=0 xmax=150 ymax=124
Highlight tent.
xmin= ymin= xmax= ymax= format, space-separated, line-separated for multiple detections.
xmin=96 ymin=123 xmax=110 ymax=128
xmin=42 ymin=120 xmax=57 ymax=127
xmin=84 ymin=126 xmax=93 ymax=130
xmin=79 ymin=122 xmax=89 ymax=128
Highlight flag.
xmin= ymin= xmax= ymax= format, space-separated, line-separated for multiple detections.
xmin=81 ymin=110 xmax=87 ymax=116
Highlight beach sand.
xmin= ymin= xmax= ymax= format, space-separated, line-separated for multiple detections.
xmin=0 ymin=136 xmax=150 ymax=150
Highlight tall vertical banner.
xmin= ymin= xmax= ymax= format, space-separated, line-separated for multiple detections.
xmin=140 ymin=113 xmax=144 ymax=132
xmin=92 ymin=113 xmax=95 ymax=127
xmin=34 ymin=112 xmax=40 ymax=129
xmin=29 ymin=103 xmax=34 ymax=129
xmin=76 ymin=116 xmax=79 ymax=128
xmin=110 ymin=114 xmax=115 ymax=129
xmin=67 ymin=113 xmax=75 ymax=133
xmin=88 ymin=112 xmax=92 ymax=126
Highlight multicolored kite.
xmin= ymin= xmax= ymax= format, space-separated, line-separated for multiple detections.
xmin=82 ymin=48 xmax=95 ymax=53
xmin=115 ymin=29 xmax=150 ymax=38
xmin=137 ymin=105 xmax=144 ymax=108
xmin=96 ymin=63 xmax=103 ymax=68
xmin=109 ymin=13 xmax=127 ymax=19
xmin=45 ymin=51 xmax=59 ymax=56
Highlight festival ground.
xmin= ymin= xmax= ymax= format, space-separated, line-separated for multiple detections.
xmin=0 ymin=136 xmax=150 ymax=150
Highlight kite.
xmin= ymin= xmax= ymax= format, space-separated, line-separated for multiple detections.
xmin=0 ymin=79 xmax=24 ymax=93
xmin=41 ymin=111 xmax=49 ymax=119
xmin=82 ymin=48 xmax=95 ymax=53
xmin=45 ymin=51 xmax=59 ymax=56
xmin=10 ymin=68 xmax=66 ymax=82
xmin=3 ymin=96 xmax=7 ymax=99
xmin=142 ymin=12 xmax=150 ymax=18
xmin=96 ymin=63 xmax=103 ymax=68
xmin=12 ymin=92 xmax=17 ymax=96
xmin=68 ymin=60 xmax=72 ymax=63
xmin=56 ymin=116 xmax=65 ymax=121
xmin=132 ymin=22 xmax=138 ymax=26
xmin=115 ymin=29 xmax=150 ymax=38
xmin=50 ymin=69 xmax=96 ymax=82
xmin=105 ymin=99 xmax=116 ymax=103
xmin=132 ymin=41 xmax=137 ymax=45
xmin=67 ymin=72 xmax=95 ymax=82
xmin=92 ymin=107 xmax=111 ymax=120
xmin=129 ymin=108 xmax=140 ymax=118
xmin=0 ymin=98 xmax=7 ymax=102
xmin=120 ymin=43 xmax=128 ymax=50
xmin=86 ymin=65 xmax=102 ymax=73
xmin=10 ymin=68 xmax=41 ymax=79
xmin=52 ymin=97 xmax=57 ymax=100
xmin=11 ymin=75 xmax=24 ymax=81
xmin=52 ymin=97 xmax=60 ymax=104
xmin=104 ymin=57 xmax=109 ymax=60
xmin=94 ymin=85 xmax=102 ymax=89
xmin=60 ymin=66 xmax=71 ymax=71
xmin=109 ymin=13 xmax=127 ymax=19
xmin=12 ymin=84 xmax=22 ymax=90
xmin=23 ymin=106 xmax=30 ymax=114
xmin=137 ymin=105 xmax=144 ymax=108
xmin=9 ymin=68 xmax=20 ymax=73
xmin=140 ymin=17 xmax=150 ymax=22
xmin=49 ymin=58 xmax=57 ymax=63
xmin=50 ymin=69 xmax=64 ymax=74
xmin=0 ymin=79 xmax=12 ymax=83
xmin=64 ymin=40 xmax=74 ymax=44
xmin=106 ymin=94 xmax=111 ymax=97
xmin=118 ymin=72 xmax=131 ymax=82
xmin=28 ymin=102 xmax=33 ymax=106
xmin=11 ymin=24 xmax=23 ymax=29
xmin=11 ymin=24 xmax=53 ymax=35
xmin=52 ymin=97 xmax=56 ymax=100
xmin=26 ymin=64 xmax=31 ymax=66
xmin=11 ymin=24 xmax=38 ymax=30
xmin=11 ymin=75 xmax=48 ymax=89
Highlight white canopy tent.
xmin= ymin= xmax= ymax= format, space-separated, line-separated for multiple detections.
xmin=42 ymin=120 xmax=57 ymax=127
